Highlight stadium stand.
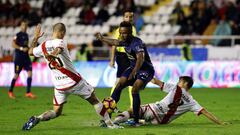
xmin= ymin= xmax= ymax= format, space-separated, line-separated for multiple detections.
xmin=1 ymin=0 xmax=240 ymax=61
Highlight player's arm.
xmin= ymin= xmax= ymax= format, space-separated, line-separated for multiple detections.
xmin=109 ymin=46 xmax=116 ymax=68
xmin=12 ymin=38 xmax=28 ymax=52
xmin=28 ymin=24 xmax=44 ymax=56
xmin=128 ymin=52 xmax=144 ymax=80
xmin=151 ymin=77 xmax=164 ymax=88
xmin=200 ymin=109 xmax=229 ymax=125
xmin=95 ymin=33 xmax=120 ymax=46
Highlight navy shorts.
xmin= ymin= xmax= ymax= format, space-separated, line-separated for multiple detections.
xmin=122 ymin=67 xmax=155 ymax=89
xmin=116 ymin=52 xmax=130 ymax=78
xmin=14 ymin=58 xmax=32 ymax=74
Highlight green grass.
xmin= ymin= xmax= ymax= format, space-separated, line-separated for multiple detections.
xmin=0 ymin=87 xmax=240 ymax=135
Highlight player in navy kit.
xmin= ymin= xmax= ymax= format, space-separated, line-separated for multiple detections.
xmin=8 ymin=21 xmax=36 ymax=99
xmin=96 ymin=21 xmax=155 ymax=126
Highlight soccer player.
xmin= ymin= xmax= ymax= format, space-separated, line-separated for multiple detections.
xmin=8 ymin=20 xmax=36 ymax=99
xmin=22 ymin=23 xmax=122 ymax=130
xmin=109 ymin=10 xmax=137 ymax=108
xmin=114 ymin=76 xmax=229 ymax=125
xmin=96 ymin=21 xmax=155 ymax=126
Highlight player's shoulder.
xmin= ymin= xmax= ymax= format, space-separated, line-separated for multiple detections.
xmin=132 ymin=37 xmax=143 ymax=44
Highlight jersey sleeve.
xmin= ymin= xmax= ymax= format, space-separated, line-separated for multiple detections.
xmin=190 ymin=99 xmax=204 ymax=116
xmin=32 ymin=44 xmax=43 ymax=57
xmin=161 ymin=82 xmax=177 ymax=93
xmin=133 ymin=39 xmax=144 ymax=53
xmin=53 ymin=39 xmax=65 ymax=49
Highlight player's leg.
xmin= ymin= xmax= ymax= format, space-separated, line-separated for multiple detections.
xmin=25 ymin=70 xmax=36 ymax=98
xmin=111 ymin=66 xmax=133 ymax=103
xmin=128 ymin=86 xmax=133 ymax=108
xmin=24 ymin=60 xmax=36 ymax=98
xmin=131 ymin=69 xmax=154 ymax=125
xmin=110 ymin=78 xmax=119 ymax=95
xmin=22 ymin=89 xmax=68 ymax=130
xmin=131 ymin=79 xmax=144 ymax=125
xmin=110 ymin=76 xmax=128 ymax=103
xmin=8 ymin=64 xmax=22 ymax=99
xmin=72 ymin=80 xmax=123 ymax=128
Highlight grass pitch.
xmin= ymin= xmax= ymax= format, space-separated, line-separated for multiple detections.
xmin=0 ymin=87 xmax=240 ymax=135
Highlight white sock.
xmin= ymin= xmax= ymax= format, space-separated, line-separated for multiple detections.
xmin=114 ymin=111 xmax=130 ymax=124
xmin=37 ymin=110 xmax=57 ymax=121
xmin=93 ymin=102 xmax=113 ymax=125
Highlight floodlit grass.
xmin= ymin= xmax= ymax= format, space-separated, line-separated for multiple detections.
xmin=0 ymin=87 xmax=240 ymax=135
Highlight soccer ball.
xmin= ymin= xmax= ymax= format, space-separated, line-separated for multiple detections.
xmin=102 ymin=97 xmax=117 ymax=113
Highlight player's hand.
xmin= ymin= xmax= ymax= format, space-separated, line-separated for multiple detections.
xmin=109 ymin=61 xmax=115 ymax=68
xmin=128 ymin=70 xmax=137 ymax=80
xmin=45 ymin=54 xmax=58 ymax=62
xmin=95 ymin=33 xmax=103 ymax=41
xmin=34 ymin=24 xmax=44 ymax=39
xmin=22 ymin=47 xmax=29 ymax=52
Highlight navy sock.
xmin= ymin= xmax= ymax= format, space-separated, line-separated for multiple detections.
xmin=132 ymin=93 xmax=140 ymax=123
xmin=111 ymin=85 xmax=124 ymax=103
xmin=26 ymin=77 xmax=32 ymax=93
xmin=9 ymin=79 xmax=16 ymax=92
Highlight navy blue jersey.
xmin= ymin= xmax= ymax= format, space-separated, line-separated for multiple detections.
xmin=14 ymin=32 xmax=30 ymax=60
xmin=120 ymin=37 xmax=154 ymax=71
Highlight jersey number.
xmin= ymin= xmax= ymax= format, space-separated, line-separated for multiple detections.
xmin=48 ymin=57 xmax=64 ymax=70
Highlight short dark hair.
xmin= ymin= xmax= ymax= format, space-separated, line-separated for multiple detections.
xmin=53 ymin=23 xmax=66 ymax=33
xmin=120 ymin=21 xmax=132 ymax=31
xmin=179 ymin=76 xmax=194 ymax=89
xmin=123 ymin=9 xmax=133 ymax=14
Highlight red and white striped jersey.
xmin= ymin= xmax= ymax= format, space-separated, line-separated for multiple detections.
xmin=33 ymin=39 xmax=79 ymax=90
xmin=152 ymin=82 xmax=204 ymax=124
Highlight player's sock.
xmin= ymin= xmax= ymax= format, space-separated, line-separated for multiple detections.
xmin=114 ymin=111 xmax=130 ymax=124
xmin=9 ymin=78 xmax=16 ymax=92
xmin=94 ymin=102 xmax=113 ymax=125
xmin=128 ymin=86 xmax=133 ymax=108
xmin=111 ymin=86 xmax=124 ymax=103
xmin=132 ymin=93 xmax=140 ymax=124
xmin=26 ymin=77 xmax=32 ymax=93
xmin=37 ymin=110 xmax=57 ymax=121
xmin=110 ymin=84 xmax=116 ymax=95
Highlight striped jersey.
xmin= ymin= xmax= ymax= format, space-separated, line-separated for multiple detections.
xmin=151 ymin=82 xmax=204 ymax=124
xmin=33 ymin=39 xmax=79 ymax=90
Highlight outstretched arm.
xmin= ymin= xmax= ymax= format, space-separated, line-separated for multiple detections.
xmin=95 ymin=33 xmax=120 ymax=46
xmin=201 ymin=109 xmax=229 ymax=125
xmin=151 ymin=77 xmax=164 ymax=88
xmin=109 ymin=46 xmax=116 ymax=68
xmin=28 ymin=24 xmax=44 ymax=56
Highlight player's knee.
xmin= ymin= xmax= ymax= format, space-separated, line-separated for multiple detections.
xmin=14 ymin=74 xmax=19 ymax=79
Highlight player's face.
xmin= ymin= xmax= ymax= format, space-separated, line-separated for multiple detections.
xmin=123 ymin=12 xmax=134 ymax=23
xmin=178 ymin=79 xmax=188 ymax=89
xmin=20 ymin=22 xmax=28 ymax=32
xmin=119 ymin=27 xmax=131 ymax=41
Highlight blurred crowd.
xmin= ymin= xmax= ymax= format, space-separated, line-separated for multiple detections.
xmin=0 ymin=0 xmax=137 ymax=27
xmin=172 ymin=0 xmax=240 ymax=46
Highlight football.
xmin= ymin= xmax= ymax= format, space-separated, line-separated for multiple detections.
xmin=102 ymin=97 xmax=117 ymax=113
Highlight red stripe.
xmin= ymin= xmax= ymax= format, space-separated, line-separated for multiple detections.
xmin=53 ymin=96 xmax=59 ymax=106
xmin=161 ymin=86 xmax=182 ymax=124
xmin=160 ymin=83 xmax=164 ymax=91
xmin=197 ymin=108 xmax=205 ymax=116
xmin=41 ymin=42 xmax=82 ymax=83
xmin=100 ymin=105 xmax=108 ymax=116
xmin=148 ymin=104 xmax=161 ymax=124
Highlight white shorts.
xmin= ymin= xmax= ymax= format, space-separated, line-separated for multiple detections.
xmin=53 ymin=79 xmax=94 ymax=105
xmin=140 ymin=103 xmax=162 ymax=124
